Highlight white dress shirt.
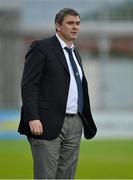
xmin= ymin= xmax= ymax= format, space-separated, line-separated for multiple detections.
xmin=56 ymin=34 xmax=83 ymax=114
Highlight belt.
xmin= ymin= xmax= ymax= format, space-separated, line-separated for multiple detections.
xmin=65 ymin=113 xmax=76 ymax=117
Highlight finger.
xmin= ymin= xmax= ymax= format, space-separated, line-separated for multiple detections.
xmin=36 ymin=125 xmax=42 ymax=135
xmin=29 ymin=122 xmax=35 ymax=134
xmin=29 ymin=121 xmax=43 ymax=135
xmin=32 ymin=125 xmax=39 ymax=135
xmin=33 ymin=124 xmax=43 ymax=135
xmin=39 ymin=123 xmax=43 ymax=134
xmin=30 ymin=126 xmax=34 ymax=134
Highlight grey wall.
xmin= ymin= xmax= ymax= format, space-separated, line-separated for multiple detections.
xmin=83 ymin=58 xmax=133 ymax=110
xmin=0 ymin=10 xmax=24 ymax=108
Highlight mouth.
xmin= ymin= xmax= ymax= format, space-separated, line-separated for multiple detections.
xmin=71 ymin=32 xmax=77 ymax=35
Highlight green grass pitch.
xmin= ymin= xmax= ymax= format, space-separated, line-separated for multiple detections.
xmin=0 ymin=139 xmax=133 ymax=179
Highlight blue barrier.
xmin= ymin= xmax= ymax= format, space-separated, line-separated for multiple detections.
xmin=0 ymin=109 xmax=23 ymax=139
xmin=0 ymin=110 xmax=20 ymax=122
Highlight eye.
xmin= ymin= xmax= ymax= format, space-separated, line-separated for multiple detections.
xmin=76 ymin=21 xmax=80 ymax=25
xmin=67 ymin=21 xmax=74 ymax=25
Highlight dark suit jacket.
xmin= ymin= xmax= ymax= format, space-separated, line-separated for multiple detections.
xmin=18 ymin=35 xmax=97 ymax=140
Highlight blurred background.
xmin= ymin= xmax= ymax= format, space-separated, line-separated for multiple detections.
xmin=0 ymin=0 xmax=133 ymax=179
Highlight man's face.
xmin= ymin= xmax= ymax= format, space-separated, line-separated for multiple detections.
xmin=56 ymin=15 xmax=80 ymax=43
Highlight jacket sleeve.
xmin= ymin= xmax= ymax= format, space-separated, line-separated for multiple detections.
xmin=21 ymin=41 xmax=46 ymax=122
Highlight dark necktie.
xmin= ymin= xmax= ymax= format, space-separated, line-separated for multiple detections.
xmin=65 ymin=47 xmax=83 ymax=113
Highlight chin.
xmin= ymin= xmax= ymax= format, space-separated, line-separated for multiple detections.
xmin=71 ymin=36 xmax=77 ymax=40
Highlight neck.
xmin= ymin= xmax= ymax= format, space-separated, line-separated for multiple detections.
xmin=57 ymin=33 xmax=73 ymax=47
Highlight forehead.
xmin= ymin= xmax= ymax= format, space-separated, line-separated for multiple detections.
xmin=63 ymin=15 xmax=80 ymax=22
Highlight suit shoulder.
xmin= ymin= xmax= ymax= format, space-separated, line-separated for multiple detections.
xmin=26 ymin=36 xmax=53 ymax=56
xmin=37 ymin=36 xmax=54 ymax=48
xmin=33 ymin=36 xmax=56 ymax=54
xmin=29 ymin=35 xmax=53 ymax=46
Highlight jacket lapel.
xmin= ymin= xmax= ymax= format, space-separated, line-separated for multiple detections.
xmin=74 ymin=48 xmax=85 ymax=75
xmin=51 ymin=35 xmax=84 ymax=76
xmin=51 ymin=36 xmax=69 ymax=74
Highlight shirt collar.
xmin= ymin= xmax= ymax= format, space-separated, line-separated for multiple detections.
xmin=56 ymin=33 xmax=74 ymax=50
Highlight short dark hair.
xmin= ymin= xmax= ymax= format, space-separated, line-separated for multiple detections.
xmin=55 ymin=8 xmax=80 ymax=25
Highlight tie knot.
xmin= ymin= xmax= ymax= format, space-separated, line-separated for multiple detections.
xmin=65 ymin=47 xmax=72 ymax=54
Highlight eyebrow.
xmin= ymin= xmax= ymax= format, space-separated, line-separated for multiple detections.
xmin=67 ymin=21 xmax=80 ymax=24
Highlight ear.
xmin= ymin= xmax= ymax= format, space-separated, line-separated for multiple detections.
xmin=55 ymin=23 xmax=61 ymax=32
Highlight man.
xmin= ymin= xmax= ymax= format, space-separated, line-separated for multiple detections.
xmin=18 ymin=8 xmax=97 ymax=179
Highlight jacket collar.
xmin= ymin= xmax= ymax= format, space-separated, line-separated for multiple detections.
xmin=51 ymin=35 xmax=83 ymax=74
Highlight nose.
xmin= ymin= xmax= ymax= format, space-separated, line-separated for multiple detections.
xmin=73 ymin=23 xmax=78 ymax=29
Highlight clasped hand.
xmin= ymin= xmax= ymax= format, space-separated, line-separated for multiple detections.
xmin=29 ymin=120 xmax=43 ymax=135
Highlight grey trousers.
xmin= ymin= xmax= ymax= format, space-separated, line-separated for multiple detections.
xmin=28 ymin=114 xmax=83 ymax=179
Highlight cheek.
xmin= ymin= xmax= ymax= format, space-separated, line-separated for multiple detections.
xmin=62 ymin=28 xmax=70 ymax=35
xmin=63 ymin=26 xmax=71 ymax=31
